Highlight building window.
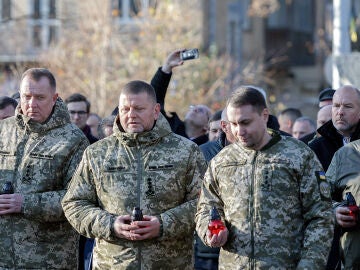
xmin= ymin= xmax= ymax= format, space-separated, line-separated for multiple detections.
xmin=265 ymin=0 xmax=315 ymax=66
xmin=1 ymin=0 xmax=11 ymax=22
xmin=29 ymin=0 xmax=59 ymax=49
xmin=111 ymin=0 xmax=157 ymax=23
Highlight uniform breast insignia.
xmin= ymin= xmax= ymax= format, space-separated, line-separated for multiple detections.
xmin=315 ymin=171 xmax=331 ymax=201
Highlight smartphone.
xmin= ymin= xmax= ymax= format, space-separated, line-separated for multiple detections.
xmin=180 ymin=48 xmax=199 ymax=61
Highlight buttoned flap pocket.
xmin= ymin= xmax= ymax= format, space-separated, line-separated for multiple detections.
xmin=20 ymin=153 xmax=57 ymax=192
xmin=100 ymin=165 xmax=136 ymax=197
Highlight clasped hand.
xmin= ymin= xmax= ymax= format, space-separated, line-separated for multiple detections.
xmin=113 ymin=215 xmax=160 ymax=241
xmin=0 ymin=193 xmax=23 ymax=215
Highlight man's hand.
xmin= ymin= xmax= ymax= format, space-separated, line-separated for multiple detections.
xmin=113 ymin=215 xmax=142 ymax=240
xmin=206 ymin=227 xmax=228 ymax=248
xmin=335 ymin=206 xmax=357 ymax=228
xmin=161 ymin=49 xmax=185 ymax=74
xmin=0 ymin=193 xmax=23 ymax=215
xmin=129 ymin=215 xmax=161 ymax=240
xmin=113 ymin=215 xmax=161 ymax=241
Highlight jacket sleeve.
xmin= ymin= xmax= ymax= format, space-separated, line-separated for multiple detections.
xmin=150 ymin=67 xmax=172 ymax=111
xmin=62 ymin=148 xmax=117 ymax=240
xmin=159 ymin=145 xmax=207 ymax=240
xmin=296 ymin=151 xmax=334 ymax=269
xmin=22 ymin=138 xmax=89 ymax=223
xmin=195 ymin=160 xmax=224 ymax=247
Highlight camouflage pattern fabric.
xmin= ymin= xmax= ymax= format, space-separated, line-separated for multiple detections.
xmin=196 ymin=130 xmax=334 ymax=269
xmin=0 ymin=98 xmax=89 ymax=269
xmin=62 ymin=113 xmax=207 ymax=270
xmin=326 ymin=139 xmax=360 ymax=269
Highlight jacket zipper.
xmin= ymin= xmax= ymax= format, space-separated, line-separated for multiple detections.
xmin=250 ymin=151 xmax=258 ymax=270
xmin=136 ymin=142 xmax=142 ymax=270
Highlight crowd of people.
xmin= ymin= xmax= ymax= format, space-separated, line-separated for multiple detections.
xmin=0 ymin=48 xmax=359 ymax=270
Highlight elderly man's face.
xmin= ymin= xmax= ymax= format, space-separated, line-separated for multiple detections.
xmin=332 ymin=86 xmax=360 ymax=137
xmin=20 ymin=76 xmax=58 ymax=123
xmin=119 ymin=92 xmax=160 ymax=133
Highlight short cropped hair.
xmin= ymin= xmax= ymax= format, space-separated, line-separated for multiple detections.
xmin=294 ymin=116 xmax=316 ymax=130
xmin=227 ymin=86 xmax=267 ymax=114
xmin=65 ymin=93 xmax=91 ymax=113
xmin=121 ymin=80 xmax=157 ymax=104
xmin=0 ymin=96 xmax=17 ymax=110
xmin=279 ymin=108 xmax=302 ymax=122
xmin=21 ymin=68 xmax=56 ymax=91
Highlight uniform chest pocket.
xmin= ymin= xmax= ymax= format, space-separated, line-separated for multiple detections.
xmin=0 ymin=151 xmax=16 ymax=171
xmin=99 ymin=165 xmax=137 ymax=197
xmin=21 ymin=154 xmax=57 ymax=192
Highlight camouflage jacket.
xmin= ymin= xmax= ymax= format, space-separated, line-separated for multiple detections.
xmin=196 ymin=131 xmax=334 ymax=270
xmin=62 ymin=113 xmax=207 ymax=270
xmin=0 ymin=98 xmax=89 ymax=269
xmin=326 ymin=139 xmax=360 ymax=269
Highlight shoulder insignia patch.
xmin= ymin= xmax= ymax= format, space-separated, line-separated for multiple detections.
xmin=315 ymin=171 xmax=331 ymax=201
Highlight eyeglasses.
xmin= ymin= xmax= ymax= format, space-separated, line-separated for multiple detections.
xmin=69 ymin=110 xmax=87 ymax=116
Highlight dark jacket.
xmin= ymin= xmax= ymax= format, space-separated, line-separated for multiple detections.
xmin=200 ymin=132 xmax=227 ymax=162
xmin=82 ymin=124 xmax=98 ymax=144
xmin=192 ymin=134 xmax=209 ymax=146
xmin=308 ymin=120 xmax=360 ymax=171
xmin=151 ymin=67 xmax=187 ymax=138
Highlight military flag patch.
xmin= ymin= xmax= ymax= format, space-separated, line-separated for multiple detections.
xmin=315 ymin=171 xmax=331 ymax=201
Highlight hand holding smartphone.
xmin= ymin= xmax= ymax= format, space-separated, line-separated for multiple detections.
xmin=180 ymin=48 xmax=199 ymax=61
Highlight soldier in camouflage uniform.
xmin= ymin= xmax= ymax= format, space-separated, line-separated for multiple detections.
xmin=0 ymin=68 xmax=89 ymax=269
xmin=195 ymin=86 xmax=334 ymax=269
xmin=326 ymin=139 xmax=360 ymax=269
xmin=62 ymin=80 xmax=207 ymax=269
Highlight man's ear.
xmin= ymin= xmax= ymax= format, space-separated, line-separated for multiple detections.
xmin=52 ymin=93 xmax=58 ymax=104
xmin=154 ymin=103 xmax=161 ymax=120
xmin=262 ymin=108 xmax=269 ymax=122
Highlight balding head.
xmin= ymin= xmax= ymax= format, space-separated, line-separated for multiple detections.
xmin=332 ymin=85 xmax=360 ymax=137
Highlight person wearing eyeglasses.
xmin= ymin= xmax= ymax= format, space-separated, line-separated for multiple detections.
xmin=65 ymin=93 xmax=99 ymax=270
xmin=65 ymin=93 xmax=98 ymax=144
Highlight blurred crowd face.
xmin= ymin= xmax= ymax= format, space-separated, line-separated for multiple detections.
xmin=317 ymin=105 xmax=332 ymax=129
xmin=119 ymin=92 xmax=160 ymax=134
xmin=185 ymin=105 xmax=211 ymax=128
xmin=0 ymin=104 xmax=15 ymax=120
xmin=208 ymin=119 xmax=221 ymax=141
xmin=87 ymin=114 xmax=100 ymax=138
xmin=67 ymin=101 xmax=89 ymax=130
xmin=292 ymin=120 xmax=315 ymax=139
xmin=20 ymin=76 xmax=58 ymax=123
xmin=227 ymin=104 xmax=269 ymax=150
xmin=332 ymin=86 xmax=360 ymax=137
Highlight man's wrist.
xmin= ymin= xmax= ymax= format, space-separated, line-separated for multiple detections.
xmin=161 ymin=64 xmax=172 ymax=74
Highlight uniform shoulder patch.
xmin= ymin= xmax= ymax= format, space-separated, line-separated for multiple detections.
xmin=315 ymin=171 xmax=331 ymax=201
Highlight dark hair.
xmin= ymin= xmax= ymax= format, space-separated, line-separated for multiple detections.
xmin=0 ymin=96 xmax=17 ymax=110
xmin=65 ymin=93 xmax=91 ymax=113
xmin=209 ymin=110 xmax=222 ymax=123
xmin=227 ymin=86 xmax=267 ymax=114
xmin=121 ymin=80 xmax=157 ymax=103
xmin=279 ymin=108 xmax=302 ymax=122
xmin=21 ymin=68 xmax=56 ymax=91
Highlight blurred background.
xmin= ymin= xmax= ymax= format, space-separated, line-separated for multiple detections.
xmin=0 ymin=0 xmax=358 ymax=119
